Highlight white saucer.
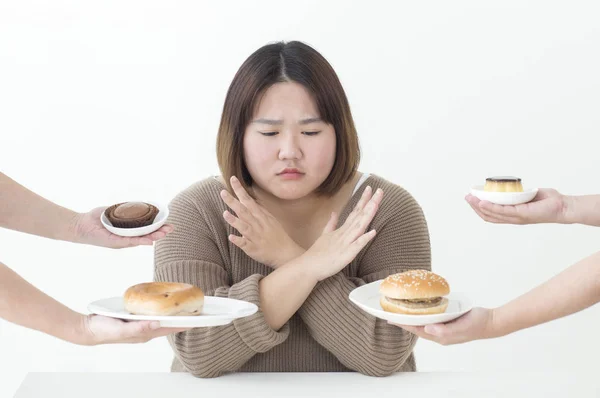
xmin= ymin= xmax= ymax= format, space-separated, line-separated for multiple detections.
xmin=101 ymin=201 xmax=169 ymax=237
xmin=87 ymin=296 xmax=258 ymax=327
xmin=470 ymin=186 xmax=538 ymax=205
xmin=349 ymin=280 xmax=472 ymax=326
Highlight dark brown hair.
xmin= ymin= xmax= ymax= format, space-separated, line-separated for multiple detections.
xmin=216 ymin=41 xmax=360 ymax=196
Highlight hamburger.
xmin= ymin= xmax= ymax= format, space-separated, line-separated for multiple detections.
xmin=379 ymin=270 xmax=450 ymax=315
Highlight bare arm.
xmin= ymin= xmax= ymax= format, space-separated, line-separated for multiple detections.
xmin=0 ymin=172 xmax=171 ymax=247
xmin=155 ymin=183 xmax=380 ymax=377
xmin=297 ymin=186 xmax=431 ymax=376
xmin=564 ymin=195 xmax=600 ymax=226
xmin=0 ymin=260 xmax=84 ymax=342
xmin=396 ymin=250 xmax=600 ymax=345
xmin=0 ymin=261 xmax=184 ymax=345
xmin=466 ymin=189 xmax=600 ymax=227
xmin=493 ymin=250 xmax=600 ymax=336
xmin=0 ymin=172 xmax=78 ymax=241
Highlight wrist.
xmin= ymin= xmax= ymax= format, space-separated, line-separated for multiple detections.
xmin=64 ymin=211 xmax=84 ymax=243
xmin=487 ymin=307 xmax=510 ymax=339
xmin=290 ymin=251 xmax=321 ymax=285
xmin=275 ymin=243 xmax=306 ymax=268
xmin=559 ymin=195 xmax=578 ymax=224
xmin=60 ymin=312 xmax=95 ymax=346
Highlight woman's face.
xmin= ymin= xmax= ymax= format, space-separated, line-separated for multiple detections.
xmin=243 ymin=82 xmax=336 ymax=200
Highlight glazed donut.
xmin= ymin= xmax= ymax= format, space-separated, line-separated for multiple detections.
xmin=124 ymin=282 xmax=204 ymax=316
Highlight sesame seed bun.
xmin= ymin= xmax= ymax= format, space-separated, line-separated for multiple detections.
xmin=379 ymin=270 xmax=450 ymax=315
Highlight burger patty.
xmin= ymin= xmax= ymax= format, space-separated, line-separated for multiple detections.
xmin=385 ymin=296 xmax=443 ymax=309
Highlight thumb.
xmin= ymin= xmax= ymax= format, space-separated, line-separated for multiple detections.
xmin=322 ymin=212 xmax=338 ymax=234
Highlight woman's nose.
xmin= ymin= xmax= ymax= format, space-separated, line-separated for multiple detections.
xmin=278 ymin=134 xmax=302 ymax=160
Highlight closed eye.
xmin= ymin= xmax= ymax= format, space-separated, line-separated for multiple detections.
xmin=302 ymin=131 xmax=321 ymax=136
xmin=260 ymin=131 xmax=278 ymax=136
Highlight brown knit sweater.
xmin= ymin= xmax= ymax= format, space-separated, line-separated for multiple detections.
xmin=154 ymin=173 xmax=431 ymax=378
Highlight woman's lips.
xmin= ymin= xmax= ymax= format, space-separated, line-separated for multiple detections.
xmin=278 ymin=171 xmax=304 ymax=180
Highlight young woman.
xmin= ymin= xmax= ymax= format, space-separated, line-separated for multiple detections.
xmin=154 ymin=41 xmax=431 ymax=378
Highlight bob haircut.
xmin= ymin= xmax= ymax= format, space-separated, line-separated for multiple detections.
xmin=216 ymin=41 xmax=360 ymax=197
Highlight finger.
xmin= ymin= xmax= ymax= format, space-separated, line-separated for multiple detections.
xmin=350 ymin=229 xmax=376 ymax=251
xmin=228 ymin=234 xmax=249 ymax=249
xmin=123 ymin=321 xmax=189 ymax=342
xmin=467 ymin=196 xmax=507 ymax=222
xmin=111 ymin=235 xmax=152 ymax=248
xmin=223 ymin=210 xmax=252 ymax=237
xmin=122 ymin=320 xmax=159 ymax=338
xmin=230 ymin=176 xmax=260 ymax=211
xmin=388 ymin=322 xmax=423 ymax=335
xmin=220 ymin=189 xmax=255 ymax=222
xmin=478 ymin=201 xmax=516 ymax=217
xmin=347 ymin=188 xmax=382 ymax=237
xmin=388 ymin=322 xmax=440 ymax=342
xmin=345 ymin=187 xmax=373 ymax=228
xmin=423 ymin=323 xmax=447 ymax=336
xmin=353 ymin=186 xmax=373 ymax=213
xmin=146 ymin=327 xmax=191 ymax=338
xmin=478 ymin=201 xmax=528 ymax=224
xmin=322 ymin=212 xmax=339 ymax=234
xmin=126 ymin=237 xmax=154 ymax=246
xmin=465 ymin=194 xmax=480 ymax=206
xmin=467 ymin=202 xmax=505 ymax=223
xmin=158 ymin=224 xmax=174 ymax=233
xmin=478 ymin=206 xmax=522 ymax=224
xmin=145 ymin=230 xmax=167 ymax=241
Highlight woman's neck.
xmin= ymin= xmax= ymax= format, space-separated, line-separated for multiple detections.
xmin=252 ymin=172 xmax=362 ymax=228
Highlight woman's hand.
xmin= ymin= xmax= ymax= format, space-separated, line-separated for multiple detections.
xmin=72 ymin=207 xmax=173 ymax=248
xmin=303 ymin=186 xmax=382 ymax=282
xmin=78 ymin=314 xmax=189 ymax=345
xmin=466 ymin=188 xmax=568 ymax=225
xmin=220 ymin=176 xmax=304 ymax=268
xmin=389 ymin=307 xmax=496 ymax=345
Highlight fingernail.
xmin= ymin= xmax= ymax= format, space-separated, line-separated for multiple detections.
xmin=150 ymin=321 xmax=160 ymax=330
xmin=424 ymin=325 xmax=436 ymax=335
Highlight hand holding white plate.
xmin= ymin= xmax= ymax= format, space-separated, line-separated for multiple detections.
xmin=88 ymin=296 xmax=258 ymax=327
xmin=349 ymin=281 xmax=472 ymax=326
xmin=101 ymin=201 xmax=169 ymax=237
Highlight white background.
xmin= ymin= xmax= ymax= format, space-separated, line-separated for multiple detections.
xmin=1 ymin=1 xmax=600 ymax=396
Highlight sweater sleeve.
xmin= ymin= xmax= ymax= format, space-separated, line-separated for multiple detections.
xmin=153 ymin=187 xmax=289 ymax=378
xmin=297 ymin=185 xmax=431 ymax=376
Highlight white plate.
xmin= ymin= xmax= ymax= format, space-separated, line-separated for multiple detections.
xmin=101 ymin=201 xmax=169 ymax=237
xmin=349 ymin=280 xmax=473 ymax=326
xmin=87 ymin=296 xmax=258 ymax=327
xmin=470 ymin=186 xmax=538 ymax=205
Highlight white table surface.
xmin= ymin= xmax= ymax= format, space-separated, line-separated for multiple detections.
xmin=14 ymin=371 xmax=599 ymax=398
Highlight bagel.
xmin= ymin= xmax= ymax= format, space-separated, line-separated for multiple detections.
xmin=124 ymin=282 xmax=204 ymax=316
